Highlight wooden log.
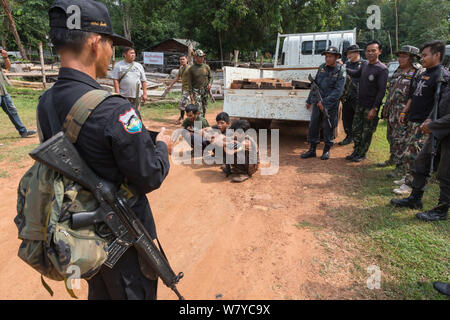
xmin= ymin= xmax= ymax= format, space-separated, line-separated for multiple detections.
xmin=5 ymin=72 xmax=59 ymax=77
xmin=9 ymin=79 xmax=53 ymax=89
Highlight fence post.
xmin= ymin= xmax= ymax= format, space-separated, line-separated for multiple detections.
xmin=39 ymin=42 xmax=46 ymax=89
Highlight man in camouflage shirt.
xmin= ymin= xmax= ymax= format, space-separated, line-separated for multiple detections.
xmin=186 ymin=49 xmax=213 ymax=117
xmin=378 ymin=45 xmax=422 ymax=184
xmin=166 ymin=55 xmax=190 ymax=124
xmin=0 ymin=48 xmax=36 ymax=138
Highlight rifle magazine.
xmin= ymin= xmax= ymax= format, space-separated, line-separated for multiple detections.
xmin=104 ymin=237 xmax=132 ymax=269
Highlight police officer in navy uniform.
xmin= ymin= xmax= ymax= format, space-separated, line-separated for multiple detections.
xmin=38 ymin=0 xmax=173 ymax=299
xmin=301 ymin=46 xmax=346 ymax=160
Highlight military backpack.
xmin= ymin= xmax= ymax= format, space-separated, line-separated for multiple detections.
xmin=14 ymin=90 xmax=119 ymax=298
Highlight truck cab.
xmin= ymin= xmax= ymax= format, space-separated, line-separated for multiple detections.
xmin=274 ymin=29 xmax=357 ymax=68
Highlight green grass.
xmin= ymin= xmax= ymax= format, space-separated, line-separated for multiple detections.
xmin=140 ymin=91 xmax=223 ymax=122
xmin=329 ymin=119 xmax=449 ymax=299
xmin=0 ymin=86 xmax=43 ymax=162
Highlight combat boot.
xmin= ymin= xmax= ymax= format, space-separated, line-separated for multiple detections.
xmin=433 ymin=282 xmax=450 ymax=296
xmin=321 ymin=145 xmax=331 ymax=160
xmin=345 ymin=150 xmax=358 ymax=161
xmin=338 ymin=135 xmax=353 ymax=146
xmin=390 ymin=189 xmax=423 ymax=209
xmin=416 ymin=203 xmax=448 ymax=222
xmin=301 ymin=144 xmax=317 ymax=159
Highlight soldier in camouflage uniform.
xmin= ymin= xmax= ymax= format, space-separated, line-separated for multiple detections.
xmin=186 ymin=49 xmax=213 ymax=117
xmin=166 ymin=55 xmax=190 ymax=124
xmin=395 ymin=41 xmax=449 ymax=195
xmin=378 ymin=46 xmax=422 ymax=179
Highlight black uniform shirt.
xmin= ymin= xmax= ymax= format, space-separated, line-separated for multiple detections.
xmin=346 ymin=60 xmax=388 ymax=111
xmin=306 ymin=63 xmax=346 ymax=109
xmin=408 ymin=65 xmax=450 ymax=123
xmin=37 ymin=67 xmax=170 ymax=239
xmin=345 ymin=58 xmax=364 ymax=97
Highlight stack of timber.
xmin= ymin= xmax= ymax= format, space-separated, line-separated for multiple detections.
xmin=230 ymin=78 xmax=311 ymax=90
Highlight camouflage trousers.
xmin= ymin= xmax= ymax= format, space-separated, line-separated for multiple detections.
xmin=386 ymin=104 xmax=408 ymax=169
xmin=178 ymin=91 xmax=190 ymax=111
xmin=352 ymin=103 xmax=379 ymax=157
xmin=402 ymin=121 xmax=429 ymax=185
xmin=192 ymin=88 xmax=208 ymax=117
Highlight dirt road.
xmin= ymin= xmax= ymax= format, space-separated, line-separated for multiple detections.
xmin=0 ymin=112 xmax=368 ymax=300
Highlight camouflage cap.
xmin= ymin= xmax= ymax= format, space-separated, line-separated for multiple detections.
xmin=195 ymin=49 xmax=206 ymax=57
xmin=321 ymin=46 xmax=342 ymax=58
xmin=395 ymin=45 xmax=420 ymax=58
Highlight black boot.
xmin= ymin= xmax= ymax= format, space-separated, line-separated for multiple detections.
xmin=433 ymin=282 xmax=450 ymax=296
xmin=416 ymin=203 xmax=448 ymax=222
xmin=390 ymin=189 xmax=424 ymax=209
xmin=346 ymin=150 xmax=358 ymax=161
xmin=321 ymin=145 xmax=331 ymax=160
xmin=338 ymin=135 xmax=353 ymax=146
xmin=301 ymin=144 xmax=317 ymax=159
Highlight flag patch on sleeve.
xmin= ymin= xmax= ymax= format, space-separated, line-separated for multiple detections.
xmin=118 ymin=108 xmax=142 ymax=134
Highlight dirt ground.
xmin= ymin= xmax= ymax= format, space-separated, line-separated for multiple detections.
xmin=0 ymin=110 xmax=370 ymax=300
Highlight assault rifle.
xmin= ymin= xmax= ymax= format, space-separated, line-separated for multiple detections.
xmin=308 ymin=74 xmax=332 ymax=128
xmin=429 ymin=66 xmax=445 ymax=175
xmin=29 ymin=132 xmax=184 ymax=300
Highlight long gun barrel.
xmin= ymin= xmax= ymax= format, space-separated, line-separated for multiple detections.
xmin=308 ymin=74 xmax=332 ymax=128
xmin=429 ymin=66 xmax=444 ymax=175
xmin=29 ymin=132 xmax=184 ymax=300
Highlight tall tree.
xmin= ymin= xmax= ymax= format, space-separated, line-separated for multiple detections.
xmin=1 ymin=0 xmax=28 ymax=60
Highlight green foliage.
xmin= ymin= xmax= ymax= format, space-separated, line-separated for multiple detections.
xmin=0 ymin=0 xmax=448 ymax=62
xmin=1 ymin=0 xmax=53 ymax=50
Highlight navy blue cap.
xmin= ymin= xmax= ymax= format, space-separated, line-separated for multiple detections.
xmin=49 ymin=0 xmax=133 ymax=47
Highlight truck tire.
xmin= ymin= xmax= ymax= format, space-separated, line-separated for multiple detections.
xmin=244 ymin=118 xmax=272 ymax=129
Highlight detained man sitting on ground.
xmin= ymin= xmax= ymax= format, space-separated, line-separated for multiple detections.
xmin=180 ymin=104 xmax=210 ymax=154
xmin=221 ymin=120 xmax=259 ymax=183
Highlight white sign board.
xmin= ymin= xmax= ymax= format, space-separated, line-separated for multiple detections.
xmin=143 ymin=52 xmax=164 ymax=65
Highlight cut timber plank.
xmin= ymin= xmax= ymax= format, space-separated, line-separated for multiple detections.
xmin=5 ymin=72 xmax=59 ymax=77
xmin=291 ymin=80 xmax=311 ymax=89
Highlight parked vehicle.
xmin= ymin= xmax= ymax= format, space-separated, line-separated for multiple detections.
xmin=223 ymin=29 xmax=356 ymax=128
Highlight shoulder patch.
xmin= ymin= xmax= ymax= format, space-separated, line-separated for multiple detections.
xmin=118 ymin=108 xmax=142 ymax=134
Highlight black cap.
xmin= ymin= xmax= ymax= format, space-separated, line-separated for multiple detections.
xmin=345 ymin=44 xmax=363 ymax=54
xmin=49 ymin=0 xmax=133 ymax=47
xmin=322 ymin=46 xmax=341 ymax=58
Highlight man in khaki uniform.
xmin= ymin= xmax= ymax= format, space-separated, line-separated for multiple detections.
xmin=186 ymin=49 xmax=213 ymax=117
xmin=166 ymin=55 xmax=190 ymax=124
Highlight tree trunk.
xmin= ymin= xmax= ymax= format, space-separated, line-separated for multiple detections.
xmin=1 ymin=0 xmax=28 ymax=60
xmin=218 ymin=32 xmax=224 ymax=68
xmin=122 ymin=3 xmax=132 ymax=42
xmin=394 ymin=0 xmax=399 ymax=52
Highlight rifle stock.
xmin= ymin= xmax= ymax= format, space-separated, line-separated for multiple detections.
xmin=29 ymin=131 xmax=184 ymax=300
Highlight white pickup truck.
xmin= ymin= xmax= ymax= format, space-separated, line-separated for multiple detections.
xmin=223 ymin=29 xmax=356 ymax=127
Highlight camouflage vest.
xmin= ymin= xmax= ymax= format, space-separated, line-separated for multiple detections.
xmin=382 ymin=66 xmax=422 ymax=119
xmin=14 ymin=90 xmax=119 ymax=298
